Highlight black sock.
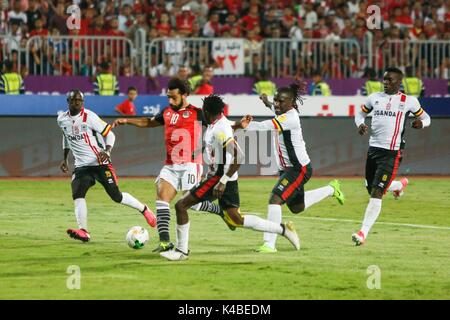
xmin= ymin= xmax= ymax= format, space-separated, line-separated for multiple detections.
xmin=155 ymin=200 xmax=170 ymax=242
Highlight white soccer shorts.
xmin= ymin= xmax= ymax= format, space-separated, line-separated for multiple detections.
xmin=156 ymin=163 xmax=203 ymax=191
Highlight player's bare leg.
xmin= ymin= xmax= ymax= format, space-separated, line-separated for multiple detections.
xmin=353 ymin=187 xmax=383 ymax=246
xmin=153 ymin=179 xmax=178 ymax=252
xmin=224 ymin=207 xmax=299 ymax=250
xmin=160 ymin=192 xmax=198 ymax=261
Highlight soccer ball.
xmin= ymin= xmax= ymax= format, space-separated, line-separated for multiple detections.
xmin=126 ymin=226 xmax=149 ymax=249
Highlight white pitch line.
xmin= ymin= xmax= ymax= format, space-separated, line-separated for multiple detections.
xmin=247 ymin=212 xmax=450 ymax=231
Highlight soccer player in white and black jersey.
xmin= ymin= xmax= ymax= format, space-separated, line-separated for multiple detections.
xmin=57 ymin=90 xmax=156 ymax=242
xmin=160 ymin=94 xmax=300 ymax=261
xmin=352 ymin=67 xmax=431 ymax=246
xmin=242 ymin=83 xmax=345 ymax=253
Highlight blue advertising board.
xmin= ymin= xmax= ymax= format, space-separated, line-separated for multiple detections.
xmin=0 ymin=95 xmax=448 ymax=116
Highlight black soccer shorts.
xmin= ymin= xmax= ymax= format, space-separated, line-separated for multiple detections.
xmin=272 ymin=164 xmax=313 ymax=205
xmin=190 ymin=175 xmax=240 ymax=209
xmin=71 ymin=164 xmax=122 ymax=202
xmin=365 ymin=146 xmax=402 ymax=195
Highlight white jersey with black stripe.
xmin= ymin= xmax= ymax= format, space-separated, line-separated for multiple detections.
xmin=247 ymin=108 xmax=310 ymax=170
xmin=204 ymin=115 xmax=238 ymax=181
xmin=57 ymin=108 xmax=112 ymax=168
xmin=362 ymin=92 xmax=424 ymax=151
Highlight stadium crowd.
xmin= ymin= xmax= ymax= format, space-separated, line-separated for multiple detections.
xmin=0 ymin=0 xmax=449 ymax=79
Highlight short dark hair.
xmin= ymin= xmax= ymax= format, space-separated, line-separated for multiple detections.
xmin=202 ymin=94 xmax=225 ymax=116
xmin=385 ymin=67 xmax=404 ymax=78
xmin=127 ymin=86 xmax=137 ymax=92
xmin=167 ymin=77 xmax=190 ymax=95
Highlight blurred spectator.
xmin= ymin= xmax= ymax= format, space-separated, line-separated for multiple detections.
xmin=118 ymin=4 xmax=135 ymax=33
xmin=115 ymin=86 xmax=138 ymax=116
xmin=401 ymin=66 xmax=425 ymax=98
xmin=29 ymin=18 xmax=48 ymax=37
xmin=0 ymin=60 xmax=25 ymax=94
xmin=26 ymin=0 xmax=42 ymax=33
xmin=253 ymin=70 xmax=276 ymax=96
xmin=360 ymin=68 xmax=383 ymax=96
xmin=240 ymin=4 xmax=260 ymax=32
xmin=48 ymin=2 xmax=68 ymax=35
xmin=308 ymin=70 xmax=331 ymax=96
xmin=176 ymin=6 xmax=196 ymax=36
xmin=193 ymin=66 xmax=214 ymax=94
xmin=8 ymin=0 xmax=27 ymax=27
xmin=94 ymin=61 xmax=119 ymax=95
xmin=203 ymin=13 xmax=221 ymax=37
xmin=149 ymin=54 xmax=177 ymax=77
xmin=157 ymin=12 xmax=171 ymax=37
xmin=176 ymin=65 xmax=190 ymax=81
xmin=208 ymin=0 xmax=230 ymax=25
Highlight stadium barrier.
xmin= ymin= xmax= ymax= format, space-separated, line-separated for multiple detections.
xmin=25 ymin=35 xmax=136 ymax=76
xmin=375 ymin=40 xmax=450 ymax=79
xmin=2 ymin=35 xmax=449 ymax=80
xmin=0 ymin=95 xmax=449 ymax=117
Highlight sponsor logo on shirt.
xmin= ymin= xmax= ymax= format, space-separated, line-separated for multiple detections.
xmin=67 ymin=134 xmax=84 ymax=141
xmin=373 ymin=110 xmax=397 ymax=117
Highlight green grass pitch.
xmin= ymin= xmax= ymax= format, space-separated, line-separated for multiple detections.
xmin=0 ymin=177 xmax=449 ymax=300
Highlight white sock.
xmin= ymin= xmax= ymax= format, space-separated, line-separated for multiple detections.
xmin=176 ymin=222 xmax=190 ymax=254
xmin=263 ymin=204 xmax=282 ymax=249
xmin=304 ymin=186 xmax=334 ymax=210
xmin=74 ymin=198 xmax=88 ymax=230
xmin=121 ymin=192 xmax=145 ymax=212
xmin=243 ymin=215 xmax=283 ymax=234
xmin=388 ymin=180 xmax=402 ymax=192
xmin=361 ymin=198 xmax=382 ymax=237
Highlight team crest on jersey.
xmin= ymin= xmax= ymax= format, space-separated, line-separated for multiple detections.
xmin=72 ymin=125 xmax=80 ymax=135
xmin=182 ymin=111 xmax=190 ymax=118
xmin=375 ymin=101 xmax=379 ymax=105
xmin=386 ymin=103 xmax=391 ymax=110
xmin=277 ymin=114 xmax=287 ymax=123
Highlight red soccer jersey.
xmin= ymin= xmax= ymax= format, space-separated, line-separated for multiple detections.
xmin=155 ymin=104 xmax=204 ymax=165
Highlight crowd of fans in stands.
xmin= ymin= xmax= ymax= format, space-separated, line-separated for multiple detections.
xmin=0 ymin=0 xmax=449 ymax=79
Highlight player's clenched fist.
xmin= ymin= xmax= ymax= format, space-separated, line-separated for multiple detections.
xmin=60 ymin=159 xmax=69 ymax=173
xmin=358 ymin=124 xmax=369 ymax=135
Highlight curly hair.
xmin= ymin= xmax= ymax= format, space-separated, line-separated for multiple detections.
xmin=202 ymin=94 xmax=225 ymax=116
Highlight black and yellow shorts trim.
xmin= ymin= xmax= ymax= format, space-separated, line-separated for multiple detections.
xmin=365 ymin=146 xmax=402 ymax=194
xmin=71 ymin=164 xmax=120 ymax=200
xmin=190 ymin=175 xmax=240 ymax=209
xmin=272 ymin=164 xmax=313 ymax=205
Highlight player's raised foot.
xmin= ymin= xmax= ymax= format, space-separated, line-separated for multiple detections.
xmin=329 ymin=179 xmax=345 ymax=205
xmin=352 ymin=230 xmax=366 ymax=246
xmin=160 ymin=248 xmax=189 ymax=261
xmin=142 ymin=205 xmax=157 ymax=228
xmin=221 ymin=211 xmax=236 ymax=231
xmin=67 ymin=228 xmax=91 ymax=242
xmin=282 ymin=221 xmax=300 ymax=250
xmin=152 ymin=241 xmax=174 ymax=253
xmin=254 ymin=243 xmax=277 ymax=253
xmin=393 ymin=178 xmax=409 ymax=200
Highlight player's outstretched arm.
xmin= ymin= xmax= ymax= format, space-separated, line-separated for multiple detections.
xmin=112 ymin=117 xmax=161 ymax=128
xmin=232 ymin=115 xmax=253 ymax=130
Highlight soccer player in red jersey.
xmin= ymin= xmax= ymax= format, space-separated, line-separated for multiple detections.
xmin=113 ymin=78 xmax=231 ymax=252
